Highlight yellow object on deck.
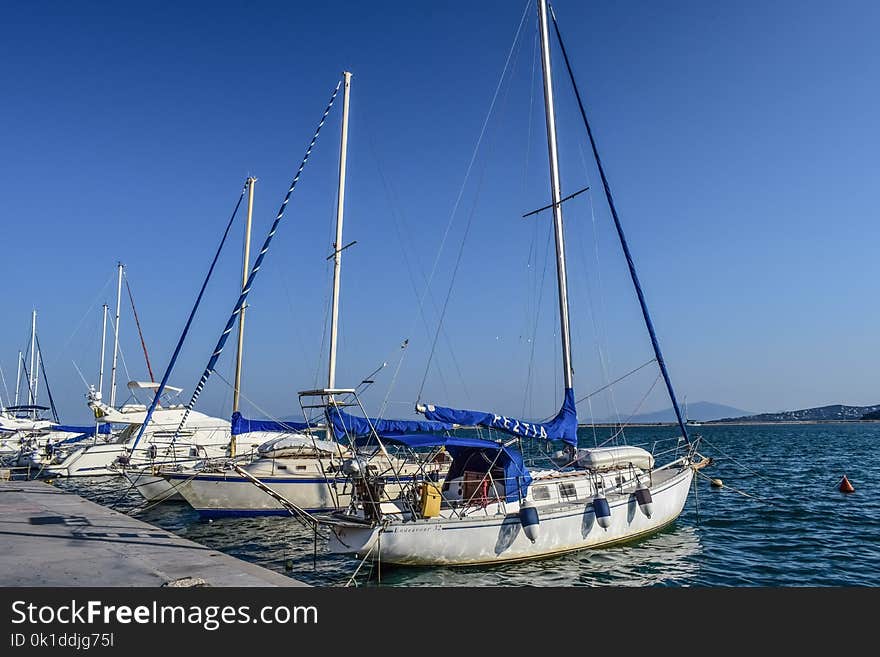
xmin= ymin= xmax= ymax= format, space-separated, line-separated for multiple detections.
xmin=420 ymin=482 xmax=442 ymax=518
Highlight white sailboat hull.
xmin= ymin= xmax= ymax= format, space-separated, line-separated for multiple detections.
xmin=169 ymin=470 xmax=350 ymax=516
xmin=122 ymin=471 xmax=185 ymax=502
xmin=328 ymin=466 xmax=693 ymax=566
xmin=42 ymin=440 xmax=236 ymax=478
xmin=169 ymin=454 xmax=447 ymax=517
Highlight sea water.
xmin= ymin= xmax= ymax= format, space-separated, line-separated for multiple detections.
xmin=54 ymin=423 xmax=880 ymax=586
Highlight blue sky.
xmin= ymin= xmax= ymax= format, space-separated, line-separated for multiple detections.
xmin=2 ymin=0 xmax=878 ymax=424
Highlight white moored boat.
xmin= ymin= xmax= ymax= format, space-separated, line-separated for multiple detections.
xmin=329 ymin=441 xmax=694 ymax=566
xmin=322 ymin=0 xmax=708 ymax=567
xmin=43 ymin=382 xmax=248 ymax=478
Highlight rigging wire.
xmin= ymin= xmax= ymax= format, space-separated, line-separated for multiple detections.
xmin=100 ymin=315 xmax=134 ymax=400
xmin=416 ymin=0 xmax=532 ymax=402
xmin=0 ymin=365 xmax=10 ymax=409
xmin=70 ymin=360 xmax=90 ymax=391
xmin=312 ymin=264 xmax=334 ymax=391
xmin=549 ymin=4 xmax=690 ymax=445
xmin=168 ymin=79 xmax=343 ymax=443
xmin=127 ymin=179 xmax=249 ymax=452
xmin=365 ymin=128 xmax=458 ymax=402
xmin=124 ymin=274 xmax=155 ymax=382
xmin=378 ymin=339 xmax=410 ymax=418
xmin=573 ymin=130 xmax=624 ymax=428
xmin=569 ymin=357 xmax=658 ymax=409
xmin=519 ymin=14 xmax=540 ymax=418
xmin=598 ymin=372 xmax=661 ymax=447
xmin=35 ymin=335 xmax=59 ymax=423
xmin=49 ymin=270 xmax=117 ymax=370
xmin=522 ymin=222 xmax=554 ymax=417
xmin=213 ymin=367 xmax=321 ymax=427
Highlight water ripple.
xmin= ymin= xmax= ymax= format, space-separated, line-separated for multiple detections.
xmin=53 ymin=424 xmax=880 ymax=586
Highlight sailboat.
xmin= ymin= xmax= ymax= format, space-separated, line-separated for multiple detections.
xmin=684 ymin=397 xmax=702 ymax=427
xmin=0 ymin=311 xmax=113 ymax=472
xmin=165 ymin=72 xmax=448 ymax=515
xmin=322 ymin=0 xmax=707 ymax=566
xmin=43 ymin=265 xmax=243 ymax=478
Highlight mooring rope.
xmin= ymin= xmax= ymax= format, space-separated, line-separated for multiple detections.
xmin=694 ymin=469 xmax=784 ymax=509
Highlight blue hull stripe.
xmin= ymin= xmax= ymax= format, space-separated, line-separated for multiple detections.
xmin=166 ymin=474 xmax=420 ymax=485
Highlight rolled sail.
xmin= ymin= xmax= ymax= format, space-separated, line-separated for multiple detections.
xmin=328 ymin=406 xmax=453 ymax=440
xmin=231 ymin=411 xmax=310 ymax=436
xmin=419 ymin=387 xmax=578 ymax=446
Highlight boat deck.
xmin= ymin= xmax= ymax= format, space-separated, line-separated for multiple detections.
xmin=0 ymin=480 xmax=306 ymax=587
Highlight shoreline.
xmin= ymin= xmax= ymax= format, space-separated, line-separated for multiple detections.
xmin=579 ymin=419 xmax=880 ymax=427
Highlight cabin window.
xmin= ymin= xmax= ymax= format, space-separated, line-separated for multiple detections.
xmin=532 ymin=486 xmax=551 ymax=501
xmin=276 ymin=465 xmax=287 ymax=470
xmin=296 ymin=465 xmax=307 ymax=471
xmin=558 ymin=482 xmax=577 ymax=499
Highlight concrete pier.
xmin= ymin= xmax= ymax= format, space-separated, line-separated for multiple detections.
xmin=0 ymin=481 xmax=306 ymax=587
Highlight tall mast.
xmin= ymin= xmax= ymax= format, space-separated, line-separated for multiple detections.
xmin=28 ymin=310 xmax=37 ymax=406
xmin=98 ymin=304 xmax=108 ymax=398
xmin=327 ymin=71 xmax=352 ymax=391
xmin=230 ymin=177 xmax=256 ymax=458
xmin=233 ymin=177 xmax=255 ymax=415
xmin=109 ymin=262 xmax=123 ymax=407
xmin=33 ymin=346 xmax=40 ymax=402
xmin=537 ymin=0 xmax=574 ymax=390
xmin=14 ymin=350 xmax=22 ymax=406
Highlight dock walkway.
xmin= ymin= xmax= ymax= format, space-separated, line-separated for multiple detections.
xmin=0 ymin=481 xmax=305 ymax=587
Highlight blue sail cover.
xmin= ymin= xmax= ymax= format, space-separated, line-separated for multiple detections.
xmin=382 ymin=434 xmax=531 ymax=502
xmin=52 ymin=424 xmax=111 ymax=435
xmin=54 ymin=424 xmax=112 ymax=446
xmin=421 ymin=387 xmax=578 ymax=446
xmin=231 ymin=412 xmax=310 ymax=436
xmin=329 ymin=406 xmax=453 ymax=440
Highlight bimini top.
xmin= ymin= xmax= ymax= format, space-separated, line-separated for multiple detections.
xmin=382 ymin=434 xmax=531 ymax=503
xmin=127 ymin=381 xmax=183 ymax=395
xmin=418 ymin=388 xmax=578 ymax=446
xmin=231 ymin=411 xmax=311 ymax=436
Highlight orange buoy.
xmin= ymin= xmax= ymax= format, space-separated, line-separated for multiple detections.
xmin=839 ymin=475 xmax=855 ymax=493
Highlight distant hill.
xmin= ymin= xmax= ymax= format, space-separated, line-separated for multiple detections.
xmin=616 ymin=402 xmax=752 ymax=424
xmin=710 ymin=403 xmax=880 ymax=423
xmin=861 ymin=409 xmax=880 ymax=421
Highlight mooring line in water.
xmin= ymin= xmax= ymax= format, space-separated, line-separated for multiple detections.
xmin=345 ymin=539 xmax=378 ymax=588
xmin=697 ymin=436 xmax=777 ymax=484
xmin=127 ymin=466 xmax=216 ymax=516
xmin=694 ymin=470 xmax=784 ymax=509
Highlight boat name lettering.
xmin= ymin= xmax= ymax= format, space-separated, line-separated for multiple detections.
xmin=491 ymin=415 xmax=547 ymax=439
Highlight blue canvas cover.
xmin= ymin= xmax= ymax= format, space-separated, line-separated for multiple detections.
xmin=420 ymin=387 xmax=578 ymax=446
xmin=52 ymin=424 xmax=111 ymax=435
xmin=54 ymin=423 xmax=111 ymax=445
xmin=380 ymin=434 xmax=531 ymax=502
xmin=231 ymin=411 xmax=310 ymax=436
xmin=328 ymin=406 xmax=453 ymax=440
